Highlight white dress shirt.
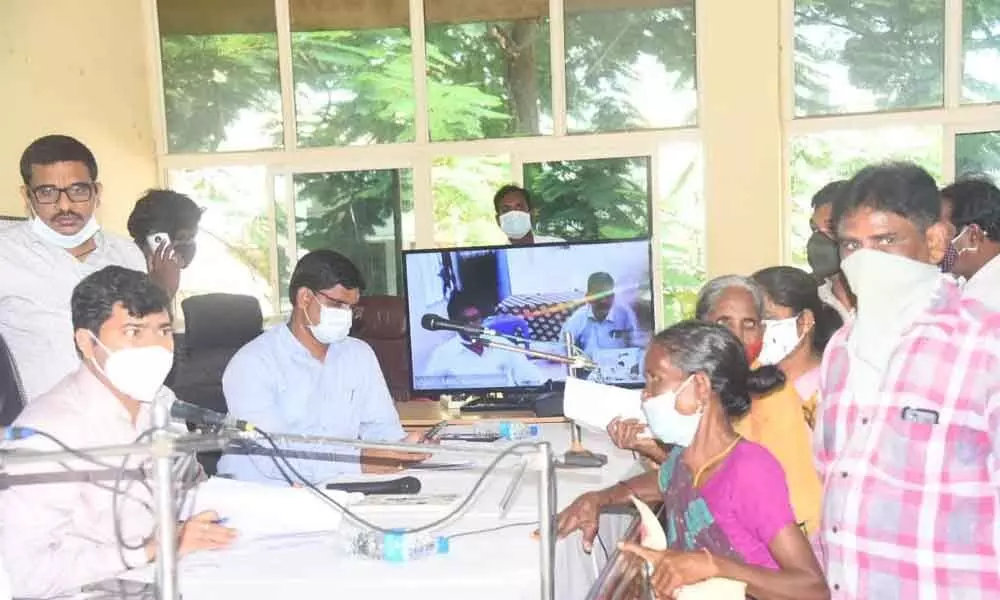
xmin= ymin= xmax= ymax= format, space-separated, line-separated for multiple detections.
xmin=217 ymin=325 xmax=406 ymax=484
xmin=0 ymin=556 xmax=9 ymax=600
xmin=559 ymin=302 xmax=639 ymax=356
xmin=421 ymin=335 xmax=545 ymax=389
xmin=0 ymin=222 xmax=147 ymax=401
xmin=963 ymin=253 xmax=1000 ymax=311
xmin=0 ymin=366 xmax=192 ymax=599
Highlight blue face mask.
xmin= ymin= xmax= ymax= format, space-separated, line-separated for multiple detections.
xmin=30 ymin=215 xmax=100 ymax=249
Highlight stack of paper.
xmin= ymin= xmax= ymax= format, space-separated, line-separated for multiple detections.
xmin=180 ymin=477 xmax=361 ymax=538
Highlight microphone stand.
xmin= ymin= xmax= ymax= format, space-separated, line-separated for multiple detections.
xmin=468 ymin=331 xmax=607 ymax=469
xmin=0 ymin=429 xmax=239 ymax=600
xmin=560 ymin=332 xmax=608 ymax=469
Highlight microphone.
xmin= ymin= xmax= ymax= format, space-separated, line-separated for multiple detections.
xmin=421 ymin=314 xmax=496 ymax=337
xmin=1 ymin=426 xmax=36 ymax=441
xmin=325 ymin=475 xmax=422 ymax=495
xmin=170 ymin=400 xmax=254 ymax=432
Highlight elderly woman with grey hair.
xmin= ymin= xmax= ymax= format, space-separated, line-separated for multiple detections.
xmin=607 ymin=275 xmax=768 ymax=464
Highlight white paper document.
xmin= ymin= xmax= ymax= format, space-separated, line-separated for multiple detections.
xmin=180 ymin=477 xmax=361 ymax=539
xmin=562 ymin=376 xmax=645 ymax=433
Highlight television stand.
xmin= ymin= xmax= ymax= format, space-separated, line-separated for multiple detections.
xmin=458 ymin=389 xmax=564 ymax=417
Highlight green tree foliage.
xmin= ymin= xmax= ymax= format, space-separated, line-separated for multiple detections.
xmin=523 ymin=157 xmax=649 ymax=240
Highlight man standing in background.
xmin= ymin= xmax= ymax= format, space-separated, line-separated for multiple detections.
xmin=941 ymin=177 xmax=1000 ymax=310
xmin=0 ymin=135 xmax=157 ymax=401
xmin=493 ymin=184 xmax=564 ymax=245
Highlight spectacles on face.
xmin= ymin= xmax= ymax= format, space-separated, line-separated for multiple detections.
xmin=31 ymin=182 xmax=95 ymax=205
xmin=314 ymin=290 xmax=365 ymax=320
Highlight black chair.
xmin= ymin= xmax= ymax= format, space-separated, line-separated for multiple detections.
xmin=0 ymin=333 xmax=25 ymax=426
xmin=171 ymin=293 xmax=263 ymax=474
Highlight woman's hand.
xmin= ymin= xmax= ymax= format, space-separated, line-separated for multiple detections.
xmin=549 ymin=491 xmax=605 ymax=553
xmin=618 ymin=543 xmax=718 ymax=597
xmin=607 ymin=418 xmax=668 ymax=463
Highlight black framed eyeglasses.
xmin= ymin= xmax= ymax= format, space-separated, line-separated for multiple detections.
xmin=30 ymin=182 xmax=95 ymax=205
xmin=314 ymin=290 xmax=365 ymax=320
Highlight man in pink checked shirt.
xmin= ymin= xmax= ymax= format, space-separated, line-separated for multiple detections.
xmin=813 ymin=162 xmax=1000 ymax=600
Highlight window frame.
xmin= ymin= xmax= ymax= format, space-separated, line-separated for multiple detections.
xmin=144 ymin=0 xmax=707 ymax=328
xmin=780 ymin=0 xmax=1000 ymax=264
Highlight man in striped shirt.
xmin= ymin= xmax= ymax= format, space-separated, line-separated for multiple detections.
xmin=813 ymin=162 xmax=1000 ymax=599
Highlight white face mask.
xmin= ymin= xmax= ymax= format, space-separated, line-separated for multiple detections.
xmin=757 ymin=315 xmax=804 ymax=366
xmin=641 ymin=375 xmax=700 ymax=447
xmin=499 ymin=210 xmax=532 ymax=240
xmin=31 ymin=214 xmax=100 ymax=249
xmin=840 ymin=249 xmax=940 ymax=314
xmin=89 ymin=334 xmax=174 ymax=403
xmin=307 ymin=302 xmax=353 ymax=345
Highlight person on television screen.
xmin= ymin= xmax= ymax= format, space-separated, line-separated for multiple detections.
xmin=493 ymin=184 xmax=564 ymax=245
xmin=423 ymin=290 xmax=545 ymax=388
xmin=559 ymin=272 xmax=639 ymax=356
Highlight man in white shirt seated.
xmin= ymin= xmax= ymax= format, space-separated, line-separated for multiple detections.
xmin=493 ymin=184 xmax=564 ymax=245
xmin=941 ymin=177 xmax=1000 ymax=311
xmin=0 ymin=135 xmax=175 ymax=402
xmin=0 ymin=266 xmax=236 ymax=599
xmin=218 ymin=250 xmax=429 ymax=485
xmin=559 ymin=272 xmax=639 ymax=358
xmin=423 ymin=290 xmax=546 ymax=389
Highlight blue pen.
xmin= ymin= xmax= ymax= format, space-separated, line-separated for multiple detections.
xmin=212 ymin=517 xmax=229 ymax=526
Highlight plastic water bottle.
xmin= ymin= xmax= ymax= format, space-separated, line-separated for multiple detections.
xmin=496 ymin=421 xmax=540 ymax=440
xmin=349 ymin=530 xmax=449 ymax=562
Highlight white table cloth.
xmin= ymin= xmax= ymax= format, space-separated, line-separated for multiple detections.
xmin=117 ymin=423 xmax=640 ymax=600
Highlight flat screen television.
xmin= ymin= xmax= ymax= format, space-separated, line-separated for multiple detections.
xmin=402 ymin=238 xmax=655 ymax=395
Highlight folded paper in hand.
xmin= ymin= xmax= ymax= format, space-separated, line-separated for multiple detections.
xmin=563 ymin=376 xmax=644 ymax=433
xmin=630 ymin=495 xmax=747 ymax=600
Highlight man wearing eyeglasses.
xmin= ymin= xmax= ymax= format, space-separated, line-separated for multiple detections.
xmin=0 ymin=135 xmax=155 ymax=402
xmin=217 ymin=249 xmax=430 ymax=485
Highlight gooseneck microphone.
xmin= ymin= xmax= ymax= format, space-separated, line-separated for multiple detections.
xmin=325 ymin=476 xmax=422 ymax=495
xmin=170 ymin=400 xmax=254 ymax=432
xmin=420 ymin=314 xmax=496 ymax=337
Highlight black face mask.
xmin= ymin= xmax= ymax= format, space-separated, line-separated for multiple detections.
xmin=806 ymin=231 xmax=840 ymax=280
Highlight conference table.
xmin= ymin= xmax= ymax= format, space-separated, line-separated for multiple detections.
xmin=74 ymin=418 xmax=641 ymax=600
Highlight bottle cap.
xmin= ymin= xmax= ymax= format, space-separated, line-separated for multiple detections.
xmin=436 ymin=536 xmax=450 ymax=555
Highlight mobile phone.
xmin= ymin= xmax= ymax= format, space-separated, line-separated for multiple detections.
xmin=147 ymin=232 xmax=171 ymax=252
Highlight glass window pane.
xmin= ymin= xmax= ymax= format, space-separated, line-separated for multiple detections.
xmin=657 ymin=143 xmax=705 ymax=325
xmin=290 ymin=1 xmax=414 ymax=146
xmin=788 ymin=127 xmax=942 ymax=266
xmin=281 ymin=170 xmax=412 ymax=311
xmin=157 ymin=0 xmax=283 ymax=153
xmin=167 ymin=167 xmax=279 ymax=317
xmin=565 ymin=0 xmax=696 ymax=133
xmin=424 ymin=10 xmax=551 ymax=141
xmin=522 ymin=157 xmax=651 ymax=241
xmin=794 ymin=0 xmax=944 ymax=117
xmin=432 ymin=155 xmax=513 ymax=247
xmin=963 ymin=3 xmax=1000 ymax=103
xmin=956 ymin=131 xmax=1000 ymax=181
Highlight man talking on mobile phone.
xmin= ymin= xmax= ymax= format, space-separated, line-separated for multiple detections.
xmin=0 ymin=135 xmax=149 ymax=403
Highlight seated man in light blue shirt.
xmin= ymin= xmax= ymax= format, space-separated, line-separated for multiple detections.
xmin=559 ymin=271 xmax=639 ymax=358
xmin=217 ymin=250 xmax=427 ymax=485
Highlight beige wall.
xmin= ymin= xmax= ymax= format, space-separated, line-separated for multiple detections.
xmin=699 ymin=0 xmax=784 ymax=276
xmin=0 ymin=0 xmax=158 ymax=234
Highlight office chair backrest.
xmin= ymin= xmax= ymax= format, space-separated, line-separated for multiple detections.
xmin=173 ymin=293 xmax=263 ymax=476
xmin=350 ymin=295 xmax=411 ymax=402
xmin=0 ymin=333 xmax=25 ymax=426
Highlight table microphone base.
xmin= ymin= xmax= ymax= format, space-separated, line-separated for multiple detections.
xmin=559 ymin=449 xmax=608 ymax=469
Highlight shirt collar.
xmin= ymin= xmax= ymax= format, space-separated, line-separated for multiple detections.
xmin=71 ymin=364 xmax=145 ymax=426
